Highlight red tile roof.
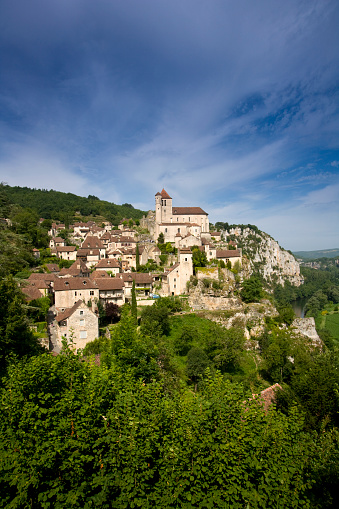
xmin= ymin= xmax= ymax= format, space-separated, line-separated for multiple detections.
xmin=54 ymin=278 xmax=98 ymax=291
xmin=95 ymin=278 xmax=124 ymax=290
xmin=117 ymin=273 xmax=153 ymax=284
xmin=172 ymin=207 xmax=207 ymax=215
xmin=216 ymin=249 xmax=241 ymax=258
xmin=160 ymin=188 xmax=172 ymax=199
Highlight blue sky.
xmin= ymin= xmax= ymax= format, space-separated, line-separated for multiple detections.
xmin=0 ymin=0 xmax=338 ymax=251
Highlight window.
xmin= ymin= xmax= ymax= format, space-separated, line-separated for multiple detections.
xmin=80 ymin=310 xmax=84 ymax=315
xmin=90 ymin=291 xmax=94 ymax=296
xmin=80 ymin=319 xmax=85 ymax=326
xmin=174 ymin=285 xmax=176 ymax=288
xmin=185 ymin=258 xmax=187 ymax=261
xmin=80 ymin=331 xmax=87 ymax=339
xmin=75 ymin=291 xmax=77 ymax=296
xmin=178 ymin=228 xmax=180 ymax=233
xmin=165 ymin=228 xmax=167 ymax=233
xmin=174 ymin=278 xmax=176 ymax=281
xmin=189 ymin=217 xmax=190 ymax=221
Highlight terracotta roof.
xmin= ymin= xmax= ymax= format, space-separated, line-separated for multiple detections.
xmin=166 ymin=263 xmax=180 ymax=274
xmin=179 ymin=247 xmax=192 ymax=253
xmin=77 ymin=248 xmax=100 ymax=257
xmin=21 ymin=285 xmax=44 ymax=301
xmin=95 ymin=278 xmax=124 ymax=290
xmin=56 ymin=301 xmax=83 ymax=322
xmin=172 ymin=207 xmax=207 ymax=215
xmin=155 ymin=192 xmax=161 ymax=196
xmin=54 ymin=278 xmax=98 ymax=291
xmin=216 ymin=249 xmax=241 ymax=258
xmin=118 ymin=273 xmax=153 ymax=284
xmin=94 ymin=259 xmax=120 ymax=268
xmin=160 ymin=188 xmax=172 ymax=199
xmin=81 ymin=236 xmax=104 ymax=249
xmin=45 ymin=263 xmax=60 ymax=272
xmin=56 ymin=246 xmax=76 ymax=252
xmin=59 ymin=260 xmax=89 ymax=276
xmin=28 ymin=273 xmax=56 ymax=282
xmin=259 ymin=384 xmax=282 ymax=413
xmin=90 ymin=270 xmax=111 ymax=279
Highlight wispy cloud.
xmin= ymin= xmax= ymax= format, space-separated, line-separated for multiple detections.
xmin=0 ymin=0 xmax=338 ymax=249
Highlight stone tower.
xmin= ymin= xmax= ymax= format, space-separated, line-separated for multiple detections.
xmin=155 ymin=188 xmax=173 ymax=238
xmin=178 ymin=247 xmax=193 ymax=294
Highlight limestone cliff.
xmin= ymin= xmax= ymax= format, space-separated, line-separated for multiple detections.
xmin=227 ymin=226 xmax=303 ymax=286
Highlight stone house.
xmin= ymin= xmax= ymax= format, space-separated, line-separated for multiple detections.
xmin=55 ymin=300 xmax=99 ymax=351
xmin=81 ymin=236 xmax=106 ymax=258
xmin=93 ymin=258 xmax=121 ymax=275
xmin=54 ymin=277 xmax=99 ymax=311
xmin=95 ymin=277 xmax=125 ymax=306
xmin=215 ymin=249 xmax=242 ymax=268
xmin=139 ymin=244 xmax=162 ymax=265
xmin=161 ymin=248 xmax=193 ymax=296
xmin=49 ymin=237 xmax=65 ymax=248
xmin=54 ymin=246 xmax=77 ymax=261
xmin=59 ymin=259 xmax=90 ymax=278
xmin=117 ymin=273 xmax=153 ymax=299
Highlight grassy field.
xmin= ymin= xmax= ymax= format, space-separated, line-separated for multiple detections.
xmin=315 ymin=305 xmax=339 ymax=341
xmin=323 ymin=312 xmax=339 ymax=340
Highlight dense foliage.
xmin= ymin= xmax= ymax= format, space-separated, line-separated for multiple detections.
xmin=2 ymin=184 xmax=145 ymax=225
xmin=1 ymin=347 xmax=339 ymax=508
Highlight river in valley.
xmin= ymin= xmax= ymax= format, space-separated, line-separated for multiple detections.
xmin=291 ymin=298 xmax=308 ymax=318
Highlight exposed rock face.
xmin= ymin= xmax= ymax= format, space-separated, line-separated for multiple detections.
xmin=292 ymin=317 xmax=322 ymax=347
xmin=227 ymin=227 xmax=303 ymax=286
xmin=189 ymin=291 xmax=242 ymax=311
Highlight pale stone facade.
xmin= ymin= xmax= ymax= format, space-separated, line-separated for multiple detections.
xmin=55 ymin=300 xmax=99 ymax=351
xmin=161 ymin=248 xmax=193 ymax=296
xmin=154 ymin=189 xmax=209 ymax=243
xmin=54 ymin=278 xmax=99 ymax=311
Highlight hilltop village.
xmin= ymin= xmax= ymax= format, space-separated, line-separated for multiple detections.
xmin=19 ymin=188 xmax=302 ymax=351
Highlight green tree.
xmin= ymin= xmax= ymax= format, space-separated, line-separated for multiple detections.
xmin=186 ymin=347 xmax=210 ymax=388
xmin=0 ymin=276 xmax=44 ymax=374
xmin=131 ymin=280 xmax=137 ymax=324
xmin=140 ymin=304 xmax=170 ymax=338
xmin=192 ymin=245 xmax=208 ymax=270
xmin=240 ymin=274 xmax=263 ymax=303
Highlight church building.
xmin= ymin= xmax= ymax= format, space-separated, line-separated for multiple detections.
xmin=155 ymin=189 xmax=209 ymax=244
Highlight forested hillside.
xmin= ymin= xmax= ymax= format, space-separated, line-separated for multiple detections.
xmin=2 ymin=184 xmax=145 ymax=224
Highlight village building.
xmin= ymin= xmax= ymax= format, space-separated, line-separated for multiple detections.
xmin=154 ymin=189 xmax=209 ymax=243
xmin=49 ymin=237 xmax=65 ymax=249
xmin=59 ymin=260 xmax=90 ymax=278
xmin=93 ymin=258 xmax=121 ymax=275
xmin=81 ymin=236 xmax=106 ymax=259
xmin=54 ymin=300 xmax=99 ymax=351
xmin=53 ymin=246 xmax=77 ymax=261
xmin=117 ymin=273 xmax=153 ymax=299
xmin=95 ymin=277 xmax=125 ymax=307
xmin=54 ymin=277 xmax=99 ymax=311
xmin=161 ymin=248 xmax=193 ymax=296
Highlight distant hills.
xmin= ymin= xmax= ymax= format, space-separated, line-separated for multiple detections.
xmin=293 ymin=248 xmax=339 ymax=260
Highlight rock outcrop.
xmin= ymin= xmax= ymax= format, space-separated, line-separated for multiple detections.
xmin=227 ymin=227 xmax=303 ymax=286
xmin=291 ymin=317 xmax=322 ymax=347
